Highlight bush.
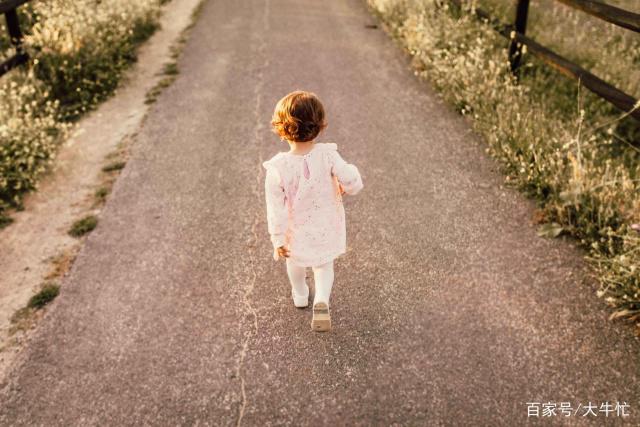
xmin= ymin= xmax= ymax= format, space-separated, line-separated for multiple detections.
xmin=0 ymin=71 xmax=68 ymax=217
xmin=26 ymin=0 xmax=162 ymax=120
xmin=0 ymin=0 xmax=164 ymax=220
xmin=368 ymin=0 xmax=640 ymax=322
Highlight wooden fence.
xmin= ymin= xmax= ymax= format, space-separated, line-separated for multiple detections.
xmin=448 ymin=0 xmax=640 ymax=121
xmin=0 ymin=0 xmax=30 ymax=76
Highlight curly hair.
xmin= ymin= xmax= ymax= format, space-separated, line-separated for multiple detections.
xmin=271 ymin=91 xmax=327 ymax=142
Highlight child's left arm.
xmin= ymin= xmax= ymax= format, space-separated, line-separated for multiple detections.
xmin=332 ymin=151 xmax=363 ymax=195
xmin=264 ymin=166 xmax=289 ymax=259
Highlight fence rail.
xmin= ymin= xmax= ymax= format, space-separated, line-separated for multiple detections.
xmin=0 ymin=0 xmax=30 ymax=76
xmin=448 ymin=0 xmax=640 ymax=121
xmin=555 ymin=0 xmax=640 ymax=32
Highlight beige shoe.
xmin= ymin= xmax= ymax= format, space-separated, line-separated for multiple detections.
xmin=311 ymin=302 xmax=331 ymax=332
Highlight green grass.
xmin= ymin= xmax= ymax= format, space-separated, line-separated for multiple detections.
xmin=145 ymin=0 xmax=205 ymax=106
xmin=94 ymin=186 xmax=110 ymax=203
xmin=145 ymin=59 xmax=180 ymax=106
xmin=145 ymin=76 xmax=176 ymax=104
xmin=162 ymin=62 xmax=179 ymax=76
xmin=9 ymin=282 xmax=60 ymax=334
xmin=27 ymin=282 xmax=60 ymax=309
xmin=102 ymin=161 xmax=127 ymax=172
xmin=68 ymin=215 xmax=98 ymax=237
xmin=33 ymin=12 xmax=162 ymax=122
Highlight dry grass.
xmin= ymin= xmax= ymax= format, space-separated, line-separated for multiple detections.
xmin=479 ymin=0 xmax=640 ymax=99
xmin=44 ymin=247 xmax=78 ymax=281
xmin=368 ymin=0 xmax=639 ymax=326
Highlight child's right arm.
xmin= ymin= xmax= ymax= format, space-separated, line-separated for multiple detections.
xmin=332 ymin=151 xmax=363 ymax=195
xmin=264 ymin=166 xmax=289 ymax=258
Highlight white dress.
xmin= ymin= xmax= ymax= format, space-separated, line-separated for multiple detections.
xmin=263 ymin=143 xmax=363 ymax=267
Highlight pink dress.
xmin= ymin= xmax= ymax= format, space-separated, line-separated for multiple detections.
xmin=263 ymin=143 xmax=363 ymax=267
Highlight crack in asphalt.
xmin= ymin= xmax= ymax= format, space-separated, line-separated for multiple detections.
xmin=235 ymin=1 xmax=270 ymax=425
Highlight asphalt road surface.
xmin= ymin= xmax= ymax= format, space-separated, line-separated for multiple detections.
xmin=1 ymin=0 xmax=638 ymax=425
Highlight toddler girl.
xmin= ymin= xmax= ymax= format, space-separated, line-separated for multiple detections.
xmin=263 ymin=91 xmax=363 ymax=332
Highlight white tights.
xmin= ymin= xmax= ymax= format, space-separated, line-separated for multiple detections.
xmin=286 ymin=259 xmax=334 ymax=306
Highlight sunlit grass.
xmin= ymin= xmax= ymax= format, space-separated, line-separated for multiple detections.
xmin=479 ymin=0 xmax=640 ymax=99
xmin=0 ymin=0 xmax=164 ymax=222
xmin=368 ymin=0 xmax=640 ymax=324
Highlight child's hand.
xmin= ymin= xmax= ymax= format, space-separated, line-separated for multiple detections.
xmin=274 ymin=246 xmax=290 ymax=259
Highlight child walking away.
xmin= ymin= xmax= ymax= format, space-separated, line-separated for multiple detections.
xmin=263 ymin=91 xmax=363 ymax=332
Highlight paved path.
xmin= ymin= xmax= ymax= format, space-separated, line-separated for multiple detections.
xmin=1 ymin=0 xmax=638 ymax=425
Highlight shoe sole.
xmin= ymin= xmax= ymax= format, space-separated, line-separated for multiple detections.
xmin=311 ymin=302 xmax=331 ymax=332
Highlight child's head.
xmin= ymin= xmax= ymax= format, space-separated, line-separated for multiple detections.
xmin=271 ymin=91 xmax=327 ymax=143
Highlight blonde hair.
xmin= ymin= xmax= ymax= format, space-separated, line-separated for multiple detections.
xmin=271 ymin=91 xmax=327 ymax=142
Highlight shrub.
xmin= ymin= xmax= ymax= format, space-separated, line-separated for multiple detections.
xmin=0 ymin=71 xmax=68 ymax=215
xmin=0 ymin=0 xmax=164 ymax=220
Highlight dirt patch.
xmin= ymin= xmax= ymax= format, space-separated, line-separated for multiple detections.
xmin=0 ymin=0 xmax=203 ymax=381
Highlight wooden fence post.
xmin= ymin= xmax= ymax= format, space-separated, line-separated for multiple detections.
xmin=5 ymin=8 xmax=25 ymax=54
xmin=1 ymin=6 xmax=29 ymax=75
xmin=508 ymin=0 xmax=530 ymax=73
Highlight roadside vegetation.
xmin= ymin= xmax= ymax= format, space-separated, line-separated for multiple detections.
xmin=27 ymin=282 xmax=60 ymax=309
xmin=68 ymin=214 xmax=98 ymax=237
xmin=367 ymin=0 xmax=640 ymax=328
xmin=0 ymin=0 xmax=167 ymax=226
xmin=145 ymin=0 xmax=204 ymax=106
xmin=8 ymin=281 xmax=61 ymax=340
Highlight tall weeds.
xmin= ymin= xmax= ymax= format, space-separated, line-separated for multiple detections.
xmin=367 ymin=0 xmax=640 ymax=326
xmin=0 ymin=0 xmax=163 ymax=223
